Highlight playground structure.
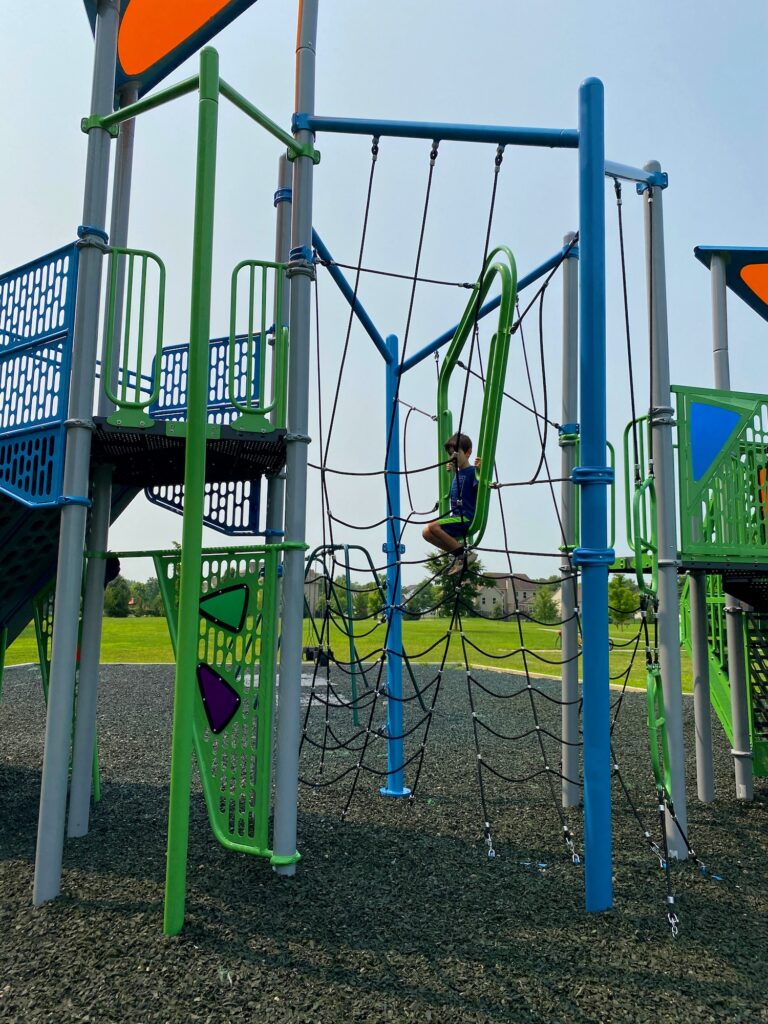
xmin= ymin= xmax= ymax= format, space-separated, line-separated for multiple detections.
xmin=0 ymin=0 xmax=765 ymax=939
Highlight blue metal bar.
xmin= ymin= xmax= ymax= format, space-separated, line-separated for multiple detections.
xmin=381 ymin=334 xmax=410 ymax=798
xmin=295 ymin=113 xmax=579 ymax=149
xmin=575 ymin=77 xmax=613 ymax=912
xmin=311 ymin=229 xmax=391 ymax=363
xmin=399 ymin=245 xmax=570 ymax=376
xmin=604 ymin=160 xmax=667 ymax=189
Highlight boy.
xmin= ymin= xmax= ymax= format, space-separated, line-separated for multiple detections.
xmin=422 ymin=432 xmax=480 ymax=576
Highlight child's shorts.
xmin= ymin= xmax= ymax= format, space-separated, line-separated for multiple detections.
xmin=439 ymin=515 xmax=471 ymax=540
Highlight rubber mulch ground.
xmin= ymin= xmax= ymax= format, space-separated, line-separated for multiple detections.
xmin=1 ymin=662 xmax=766 ymax=1024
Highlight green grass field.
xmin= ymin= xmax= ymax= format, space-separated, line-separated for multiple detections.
xmin=5 ymin=614 xmax=693 ymax=691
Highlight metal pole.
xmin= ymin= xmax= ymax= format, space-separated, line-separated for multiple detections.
xmin=271 ymin=0 xmax=318 ymax=876
xmin=644 ymin=159 xmax=688 ymax=857
xmin=689 ymin=571 xmax=714 ymax=801
xmin=381 ymin=334 xmax=409 ymax=797
xmin=711 ymin=254 xmax=753 ymax=801
xmin=559 ymin=233 xmax=580 ymax=808
xmin=68 ymin=83 xmax=139 ymax=837
xmin=576 ymin=78 xmax=612 ymax=912
xmin=711 ymin=254 xmax=730 ymax=390
xmin=266 ymin=154 xmax=292 ymax=542
xmin=33 ymin=0 xmax=120 ymax=906
xmin=725 ymin=598 xmax=754 ymax=799
xmin=265 ymin=155 xmax=291 ymax=800
xmin=163 ymin=47 xmax=220 ymax=935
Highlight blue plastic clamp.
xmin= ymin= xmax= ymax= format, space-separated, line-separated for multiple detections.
xmin=571 ymin=547 xmax=615 ymax=566
xmin=571 ymin=465 xmax=614 ymax=484
xmin=289 ymin=245 xmax=314 ymax=263
xmin=263 ymin=528 xmax=285 ymax=538
xmin=559 ymin=422 xmax=580 ymax=436
xmin=77 ymin=224 xmax=109 ymax=244
xmin=636 ymin=170 xmax=669 ymax=194
xmin=273 ymin=187 xmax=293 ymax=206
xmin=60 ymin=495 xmax=93 ymax=508
xmin=382 ymin=543 xmax=406 ymax=554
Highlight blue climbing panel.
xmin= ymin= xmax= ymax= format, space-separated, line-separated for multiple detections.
xmin=0 ymin=245 xmax=79 ymax=507
xmin=145 ymin=333 xmax=263 ymax=535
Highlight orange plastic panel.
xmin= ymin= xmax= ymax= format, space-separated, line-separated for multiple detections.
xmin=741 ymin=264 xmax=768 ymax=307
xmin=118 ymin=0 xmax=233 ymax=76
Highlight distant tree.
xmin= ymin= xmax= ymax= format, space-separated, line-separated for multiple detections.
xmin=492 ymin=602 xmax=506 ymax=620
xmin=608 ymin=574 xmax=640 ymax=628
xmin=129 ymin=577 xmax=163 ymax=616
xmin=104 ymin=575 xmax=131 ymax=618
xmin=531 ymin=586 xmax=559 ymax=624
xmin=425 ymin=552 xmax=489 ymax=617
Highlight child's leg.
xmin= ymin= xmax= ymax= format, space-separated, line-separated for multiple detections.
xmin=422 ymin=520 xmax=464 ymax=554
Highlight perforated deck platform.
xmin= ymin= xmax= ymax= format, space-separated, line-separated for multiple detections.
xmin=90 ymin=419 xmax=287 ymax=487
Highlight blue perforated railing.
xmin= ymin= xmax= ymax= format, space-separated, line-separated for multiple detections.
xmin=0 ymin=244 xmax=79 ymax=507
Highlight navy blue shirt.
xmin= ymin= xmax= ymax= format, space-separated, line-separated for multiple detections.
xmin=450 ymin=465 xmax=478 ymax=521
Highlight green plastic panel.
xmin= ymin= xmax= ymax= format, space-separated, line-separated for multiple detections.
xmin=674 ymin=385 xmax=768 ymax=564
xmin=156 ymin=545 xmax=280 ymax=856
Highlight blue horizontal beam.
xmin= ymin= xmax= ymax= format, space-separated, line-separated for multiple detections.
xmin=311 ymin=229 xmax=391 ymax=363
xmin=398 ymin=244 xmax=574 ymax=376
xmin=294 ymin=113 xmax=579 ymax=149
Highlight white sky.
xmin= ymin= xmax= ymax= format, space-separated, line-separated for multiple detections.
xmin=1 ymin=2 xmax=767 ymax=583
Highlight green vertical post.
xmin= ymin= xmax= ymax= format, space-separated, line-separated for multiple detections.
xmin=343 ymin=545 xmax=360 ymax=727
xmin=164 ymin=47 xmax=219 ymax=937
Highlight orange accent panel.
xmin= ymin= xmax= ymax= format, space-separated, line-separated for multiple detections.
xmin=741 ymin=264 xmax=768 ymax=307
xmin=118 ymin=0 xmax=233 ymax=76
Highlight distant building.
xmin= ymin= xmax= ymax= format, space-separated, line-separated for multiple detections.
xmin=474 ymin=572 xmax=547 ymax=616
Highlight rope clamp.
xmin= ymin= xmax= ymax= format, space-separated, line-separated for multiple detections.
xmin=382 ymin=542 xmax=406 ymax=554
xmin=649 ymin=404 xmax=675 ymax=426
xmin=285 ymin=432 xmax=311 ymax=444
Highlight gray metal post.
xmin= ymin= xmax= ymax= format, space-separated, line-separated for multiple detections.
xmin=33 ymin=0 xmax=120 ymax=904
xmin=68 ymin=84 xmax=138 ymax=837
xmin=711 ymin=255 xmax=754 ymax=800
xmin=559 ymin=233 xmax=580 ymax=807
xmin=711 ymin=254 xmax=730 ymax=390
xmin=271 ymin=0 xmax=318 ymax=876
xmin=643 ymin=160 xmax=688 ymax=858
xmin=266 ymin=155 xmax=292 ymax=543
xmin=689 ymin=571 xmax=714 ymax=801
xmin=725 ymin=598 xmax=754 ymax=799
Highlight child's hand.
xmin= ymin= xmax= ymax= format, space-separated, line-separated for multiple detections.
xmin=474 ymin=457 xmax=482 ymax=468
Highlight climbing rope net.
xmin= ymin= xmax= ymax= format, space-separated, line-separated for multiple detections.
xmin=296 ymin=139 xmax=715 ymax=937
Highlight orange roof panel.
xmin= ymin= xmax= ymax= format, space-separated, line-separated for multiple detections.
xmin=740 ymin=264 xmax=768 ymax=307
xmin=118 ymin=0 xmax=235 ymax=77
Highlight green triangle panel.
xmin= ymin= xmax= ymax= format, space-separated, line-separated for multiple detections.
xmin=199 ymin=583 xmax=249 ymax=633
xmin=689 ymin=402 xmax=743 ymax=482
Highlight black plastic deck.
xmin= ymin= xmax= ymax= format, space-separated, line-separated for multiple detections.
xmin=90 ymin=419 xmax=287 ymax=487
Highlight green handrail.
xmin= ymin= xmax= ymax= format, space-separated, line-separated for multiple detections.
xmin=228 ymin=259 xmax=289 ymax=432
xmin=622 ymin=415 xmax=650 ymax=545
xmin=437 ymin=245 xmax=517 ymax=546
xmin=631 ymin=474 xmax=659 ymax=597
xmin=103 ymin=246 xmax=166 ymax=428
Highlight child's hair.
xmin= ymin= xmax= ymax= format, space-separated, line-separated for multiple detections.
xmin=443 ymin=432 xmax=472 ymax=454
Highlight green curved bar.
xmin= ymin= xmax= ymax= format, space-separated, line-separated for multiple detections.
xmin=631 ymin=475 xmax=659 ymax=597
xmin=103 ymin=246 xmax=166 ymax=428
xmin=228 ymin=259 xmax=288 ymax=432
xmin=436 ymin=245 xmax=517 ymax=546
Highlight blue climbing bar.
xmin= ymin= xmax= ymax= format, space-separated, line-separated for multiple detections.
xmin=574 ymin=77 xmax=613 ymax=912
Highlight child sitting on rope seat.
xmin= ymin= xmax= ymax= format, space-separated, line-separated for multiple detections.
xmin=422 ymin=432 xmax=480 ymax=576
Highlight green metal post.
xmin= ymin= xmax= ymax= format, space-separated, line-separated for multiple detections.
xmin=164 ymin=48 xmax=219 ymax=936
xmin=343 ymin=545 xmax=360 ymax=727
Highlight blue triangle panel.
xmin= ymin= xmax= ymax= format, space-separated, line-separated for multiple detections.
xmin=689 ymin=402 xmax=742 ymax=481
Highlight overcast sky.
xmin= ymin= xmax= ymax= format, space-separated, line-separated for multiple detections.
xmin=1 ymin=2 xmax=767 ymax=583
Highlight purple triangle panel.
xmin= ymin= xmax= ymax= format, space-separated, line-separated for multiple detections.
xmin=196 ymin=663 xmax=241 ymax=734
